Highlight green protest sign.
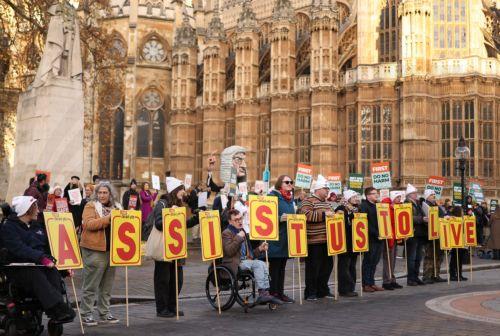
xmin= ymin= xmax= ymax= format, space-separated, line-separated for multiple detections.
xmin=348 ymin=173 xmax=364 ymax=194
xmin=452 ymin=183 xmax=462 ymax=206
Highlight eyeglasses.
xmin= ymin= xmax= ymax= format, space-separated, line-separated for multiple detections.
xmin=232 ymin=217 xmax=243 ymax=222
xmin=283 ymin=180 xmax=294 ymax=185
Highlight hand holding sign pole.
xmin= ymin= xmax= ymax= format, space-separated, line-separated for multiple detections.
xmin=353 ymin=213 xmax=369 ymax=297
xmin=326 ymin=214 xmax=346 ymax=301
xmin=287 ymin=214 xmax=307 ymax=305
xmin=44 ymin=212 xmax=84 ymax=334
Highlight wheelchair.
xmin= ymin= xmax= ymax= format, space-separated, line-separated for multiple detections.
xmin=205 ymin=264 xmax=279 ymax=313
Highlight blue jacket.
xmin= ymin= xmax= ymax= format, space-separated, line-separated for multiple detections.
xmin=267 ymin=190 xmax=295 ymax=258
xmin=0 ymin=215 xmax=49 ymax=264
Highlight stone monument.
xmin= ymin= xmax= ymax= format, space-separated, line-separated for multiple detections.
xmin=6 ymin=2 xmax=84 ymax=201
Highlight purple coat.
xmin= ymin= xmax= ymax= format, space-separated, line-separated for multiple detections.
xmin=140 ymin=190 xmax=157 ymax=222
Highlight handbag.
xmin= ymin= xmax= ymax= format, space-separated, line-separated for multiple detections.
xmin=145 ymin=225 xmax=164 ymax=261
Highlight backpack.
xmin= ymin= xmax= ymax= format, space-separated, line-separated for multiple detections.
xmin=142 ymin=199 xmax=167 ymax=241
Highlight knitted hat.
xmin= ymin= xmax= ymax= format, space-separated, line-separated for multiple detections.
xmin=12 ymin=196 xmax=37 ymax=217
xmin=312 ymin=175 xmax=329 ymax=192
xmin=424 ymin=189 xmax=436 ymax=200
xmin=343 ymin=189 xmax=359 ymax=202
xmin=166 ymin=177 xmax=183 ymax=193
xmin=405 ymin=183 xmax=418 ymax=196
xmin=390 ymin=190 xmax=405 ymax=203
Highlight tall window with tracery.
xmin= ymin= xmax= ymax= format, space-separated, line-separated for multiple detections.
xmin=225 ymin=119 xmax=235 ymax=147
xmin=259 ymin=115 xmax=271 ymax=173
xmin=379 ymin=0 xmax=399 ymax=62
xmin=296 ymin=113 xmax=311 ymax=164
xmin=360 ymin=105 xmax=392 ymax=176
xmin=136 ymin=89 xmax=165 ymax=159
xmin=194 ymin=113 xmax=203 ymax=183
xmin=480 ymin=101 xmax=494 ymax=178
xmin=433 ymin=0 xmax=468 ymax=58
xmin=347 ymin=107 xmax=357 ymax=173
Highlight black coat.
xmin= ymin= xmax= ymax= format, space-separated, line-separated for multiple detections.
xmin=335 ymin=204 xmax=358 ymax=251
xmin=409 ymin=199 xmax=426 ymax=237
xmin=360 ymin=200 xmax=379 ymax=239
xmin=122 ymin=189 xmax=142 ymax=210
xmin=64 ymin=183 xmax=85 ymax=227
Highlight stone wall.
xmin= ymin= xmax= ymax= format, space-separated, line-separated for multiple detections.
xmin=0 ymin=88 xmax=19 ymax=201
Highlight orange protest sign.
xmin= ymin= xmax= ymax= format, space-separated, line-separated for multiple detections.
xmin=394 ymin=203 xmax=414 ymax=239
xmin=110 ymin=210 xmax=142 ymax=266
xmin=428 ymin=206 xmax=440 ymax=240
xmin=376 ymin=203 xmax=392 ymax=239
xmin=439 ymin=218 xmax=451 ymax=250
xmin=287 ymin=214 xmax=308 ymax=257
xmin=44 ymin=212 xmax=82 ymax=270
xmin=249 ymin=195 xmax=279 ymax=241
xmin=326 ymin=214 xmax=346 ymax=255
xmin=463 ymin=216 xmax=477 ymax=247
xmin=162 ymin=207 xmax=188 ymax=261
xmin=352 ymin=213 xmax=369 ymax=252
xmin=199 ymin=210 xmax=223 ymax=261
xmin=449 ymin=217 xmax=464 ymax=248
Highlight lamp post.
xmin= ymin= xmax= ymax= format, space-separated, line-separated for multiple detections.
xmin=454 ymin=136 xmax=470 ymax=211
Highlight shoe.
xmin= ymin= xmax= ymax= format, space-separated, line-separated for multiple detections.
xmin=450 ymin=276 xmax=458 ymax=281
xmin=82 ymin=316 xmax=98 ymax=327
xmin=157 ymin=310 xmax=175 ymax=318
xmin=371 ymin=285 xmax=385 ymax=291
xmin=305 ymin=295 xmax=318 ymax=301
xmin=47 ymin=302 xmax=75 ymax=324
xmin=422 ymin=278 xmax=434 ymax=285
xmin=391 ymin=282 xmax=403 ymax=289
xmin=460 ymin=276 xmax=468 ymax=281
xmin=415 ymin=279 xmax=425 ymax=285
xmin=363 ymin=285 xmax=375 ymax=293
xmin=407 ymin=280 xmax=418 ymax=286
xmin=257 ymin=289 xmax=276 ymax=304
xmin=322 ymin=292 xmax=335 ymax=299
xmin=339 ymin=291 xmax=358 ymax=297
xmin=280 ymin=294 xmax=295 ymax=304
xmin=382 ymin=284 xmax=394 ymax=290
xmin=433 ymin=276 xmax=447 ymax=283
xmin=99 ymin=315 xmax=120 ymax=324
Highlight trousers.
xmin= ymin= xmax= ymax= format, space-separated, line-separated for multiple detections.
xmin=304 ymin=244 xmax=333 ymax=298
xmin=240 ymin=259 xmax=270 ymax=290
xmin=154 ymin=261 xmax=183 ymax=313
xmin=269 ymin=257 xmax=288 ymax=295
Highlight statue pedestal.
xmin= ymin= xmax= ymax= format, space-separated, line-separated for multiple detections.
xmin=6 ymin=76 xmax=84 ymax=201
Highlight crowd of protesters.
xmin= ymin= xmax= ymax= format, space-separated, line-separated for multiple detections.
xmin=0 ymin=162 xmax=499 ymax=327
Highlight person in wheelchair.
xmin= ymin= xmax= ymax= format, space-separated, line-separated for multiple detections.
xmin=0 ymin=196 xmax=76 ymax=324
xmin=221 ymin=209 xmax=282 ymax=305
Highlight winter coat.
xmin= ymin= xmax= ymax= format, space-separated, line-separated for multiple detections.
xmin=122 ymin=189 xmax=142 ymax=210
xmin=64 ymin=184 xmax=85 ymax=227
xmin=407 ymin=199 xmax=427 ymax=238
xmin=140 ymin=190 xmax=157 ymax=222
xmin=81 ymin=201 xmax=122 ymax=252
xmin=334 ymin=204 xmax=359 ymax=251
xmin=360 ymin=199 xmax=379 ymax=239
xmin=267 ymin=190 xmax=295 ymax=258
xmin=487 ymin=209 xmax=500 ymax=249
xmin=221 ymin=225 xmax=262 ymax=276
xmin=23 ymin=182 xmax=47 ymax=222
xmin=299 ymin=194 xmax=331 ymax=245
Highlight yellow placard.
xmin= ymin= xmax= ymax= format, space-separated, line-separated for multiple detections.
xmin=352 ymin=213 xmax=369 ymax=252
xmin=439 ymin=218 xmax=451 ymax=250
xmin=249 ymin=195 xmax=279 ymax=241
xmin=110 ymin=210 xmax=142 ymax=266
xmin=394 ymin=203 xmax=414 ymax=239
xmin=199 ymin=210 xmax=223 ymax=261
xmin=162 ymin=207 xmax=188 ymax=261
xmin=463 ymin=215 xmax=477 ymax=247
xmin=428 ymin=206 xmax=440 ymax=240
xmin=449 ymin=216 xmax=464 ymax=248
xmin=44 ymin=212 xmax=83 ymax=270
xmin=326 ymin=214 xmax=346 ymax=255
xmin=287 ymin=214 xmax=308 ymax=258
xmin=376 ymin=203 xmax=393 ymax=239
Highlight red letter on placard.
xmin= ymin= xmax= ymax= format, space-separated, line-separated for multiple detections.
xmin=329 ymin=221 xmax=344 ymax=251
xmin=379 ymin=210 xmax=390 ymax=236
xmin=117 ymin=222 xmax=136 ymax=261
xmin=291 ymin=223 xmax=303 ymax=254
xmin=168 ymin=219 xmax=183 ymax=255
xmin=255 ymin=205 xmax=273 ymax=236
xmin=450 ymin=222 xmax=463 ymax=246
xmin=208 ymin=221 xmax=216 ymax=256
xmin=430 ymin=213 xmax=437 ymax=237
xmin=398 ymin=212 xmax=411 ymax=236
xmin=355 ymin=221 xmax=366 ymax=250
xmin=58 ymin=224 xmax=79 ymax=265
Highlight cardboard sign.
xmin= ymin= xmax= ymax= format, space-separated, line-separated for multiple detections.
xmin=162 ymin=207 xmax=188 ymax=261
xmin=199 ymin=210 xmax=223 ymax=261
xmin=394 ymin=203 xmax=414 ymax=239
xmin=287 ymin=214 xmax=308 ymax=258
xmin=348 ymin=173 xmax=364 ymax=194
xmin=469 ymin=180 xmax=485 ymax=203
xmin=490 ymin=199 xmax=498 ymax=214
xmin=326 ymin=173 xmax=342 ymax=195
xmin=371 ymin=162 xmax=392 ymax=189
xmin=326 ymin=214 xmax=346 ymax=255
xmin=425 ymin=176 xmax=446 ymax=199
xmin=110 ymin=210 xmax=142 ymax=266
xmin=463 ymin=215 xmax=477 ymax=247
xmin=452 ymin=183 xmax=462 ymax=206
xmin=44 ymin=212 xmax=82 ymax=270
xmin=198 ymin=191 xmax=208 ymax=208
xmin=428 ymin=206 xmax=440 ymax=240
xmin=184 ymin=174 xmax=193 ymax=189
xmin=254 ymin=180 xmax=268 ymax=195
xmin=152 ymin=174 xmax=161 ymax=190
xmin=46 ymin=194 xmax=55 ymax=211
xmin=35 ymin=169 xmax=51 ymax=183
xmin=295 ymin=164 xmax=313 ymax=189
xmin=439 ymin=218 xmax=451 ymax=250
xmin=229 ymin=167 xmax=238 ymax=196
xmin=352 ymin=213 xmax=369 ymax=252
xmin=238 ymin=182 xmax=248 ymax=195
xmin=376 ymin=203 xmax=392 ymax=239
xmin=68 ymin=188 xmax=82 ymax=205
xmin=55 ymin=198 xmax=69 ymax=213
xmin=128 ymin=195 xmax=138 ymax=210
xmin=249 ymin=195 xmax=279 ymax=241
xmin=449 ymin=217 xmax=464 ymax=248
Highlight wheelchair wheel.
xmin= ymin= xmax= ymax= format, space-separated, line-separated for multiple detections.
xmin=235 ymin=271 xmax=257 ymax=309
xmin=48 ymin=321 xmax=63 ymax=336
xmin=205 ymin=266 xmax=236 ymax=311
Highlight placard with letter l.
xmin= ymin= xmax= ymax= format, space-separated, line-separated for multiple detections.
xmin=199 ymin=210 xmax=223 ymax=261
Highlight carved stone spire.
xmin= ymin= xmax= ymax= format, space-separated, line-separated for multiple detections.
xmin=206 ymin=3 xmax=226 ymax=41
xmin=272 ymin=0 xmax=295 ymax=21
xmin=311 ymin=0 xmax=339 ymax=23
xmin=237 ymin=0 xmax=258 ymax=32
xmin=174 ymin=6 xmax=196 ymax=48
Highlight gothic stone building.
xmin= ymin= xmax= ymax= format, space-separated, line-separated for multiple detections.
xmin=91 ymin=0 xmax=500 ymax=198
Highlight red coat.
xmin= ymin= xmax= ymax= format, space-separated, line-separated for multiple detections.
xmin=381 ymin=197 xmax=397 ymax=248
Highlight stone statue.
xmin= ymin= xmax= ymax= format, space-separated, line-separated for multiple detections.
xmin=32 ymin=2 xmax=82 ymax=88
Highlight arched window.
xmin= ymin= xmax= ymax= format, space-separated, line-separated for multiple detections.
xmin=112 ymin=106 xmax=124 ymax=179
xmin=137 ymin=88 xmax=165 ymax=159
xmin=152 ymin=109 xmax=165 ymax=158
xmin=137 ymin=109 xmax=150 ymax=157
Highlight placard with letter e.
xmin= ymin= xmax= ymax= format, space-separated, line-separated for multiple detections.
xmin=199 ymin=210 xmax=223 ymax=261
xmin=287 ymin=214 xmax=308 ymax=257
xmin=162 ymin=207 xmax=188 ymax=261
xmin=428 ymin=206 xmax=440 ymax=240
xmin=110 ymin=210 xmax=142 ymax=266
xmin=376 ymin=203 xmax=392 ymax=239
xmin=449 ymin=217 xmax=464 ymax=248
xmin=44 ymin=212 xmax=82 ymax=270
xmin=394 ymin=203 xmax=414 ymax=239
xmin=249 ymin=195 xmax=279 ymax=241
xmin=352 ymin=213 xmax=369 ymax=252
xmin=463 ymin=216 xmax=477 ymax=247
xmin=326 ymin=214 xmax=346 ymax=255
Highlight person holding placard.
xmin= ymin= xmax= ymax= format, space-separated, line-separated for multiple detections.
xmin=64 ymin=175 xmax=84 ymax=227
xmin=122 ymin=179 xmax=142 ymax=211
xmin=267 ymin=175 xmax=296 ymax=304
xmin=334 ymin=190 xmax=361 ymax=297
xmin=381 ymin=191 xmax=404 ymax=290
xmin=80 ymin=182 xmax=123 ymax=326
xmin=299 ymin=175 xmax=335 ymax=301
xmin=140 ymin=182 xmax=157 ymax=223
xmin=360 ymin=187 xmax=384 ymax=293
xmin=0 ymin=196 xmax=76 ymax=323
xmin=448 ymin=206 xmax=467 ymax=281
xmin=50 ymin=185 xmax=69 ymax=213
xmin=405 ymin=184 xmax=427 ymax=286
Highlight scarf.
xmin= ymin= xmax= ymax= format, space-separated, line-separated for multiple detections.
xmin=280 ymin=189 xmax=293 ymax=202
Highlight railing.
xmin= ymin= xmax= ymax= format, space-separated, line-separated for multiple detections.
xmin=294 ymin=76 xmax=310 ymax=92
xmin=432 ymin=57 xmax=499 ymax=77
xmin=225 ymin=89 xmax=234 ymax=103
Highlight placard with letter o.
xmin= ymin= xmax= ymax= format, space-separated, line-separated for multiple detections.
xmin=352 ymin=213 xmax=369 ymax=252
xmin=44 ymin=212 xmax=82 ymax=270
xmin=249 ymin=195 xmax=279 ymax=241
xmin=110 ymin=210 xmax=142 ymax=266
xmin=287 ymin=214 xmax=308 ymax=257
xmin=162 ymin=207 xmax=188 ymax=261
xmin=394 ymin=203 xmax=414 ymax=239
xmin=199 ymin=210 xmax=223 ymax=261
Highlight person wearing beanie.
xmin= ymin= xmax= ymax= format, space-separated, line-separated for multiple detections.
xmin=50 ymin=185 xmax=68 ymax=213
xmin=299 ymin=175 xmax=335 ymax=301
xmin=152 ymin=177 xmax=199 ymax=318
xmin=334 ymin=190 xmax=361 ymax=297
xmin=0 ymin=196 xmax=76 ymax=323
xmin=381 ymin=191 xmax=405 ymax=290
xmin=405 ymin=184 xmax=427 ymax=286
xmin=122 ymin=179 xmax=142 ymax=211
